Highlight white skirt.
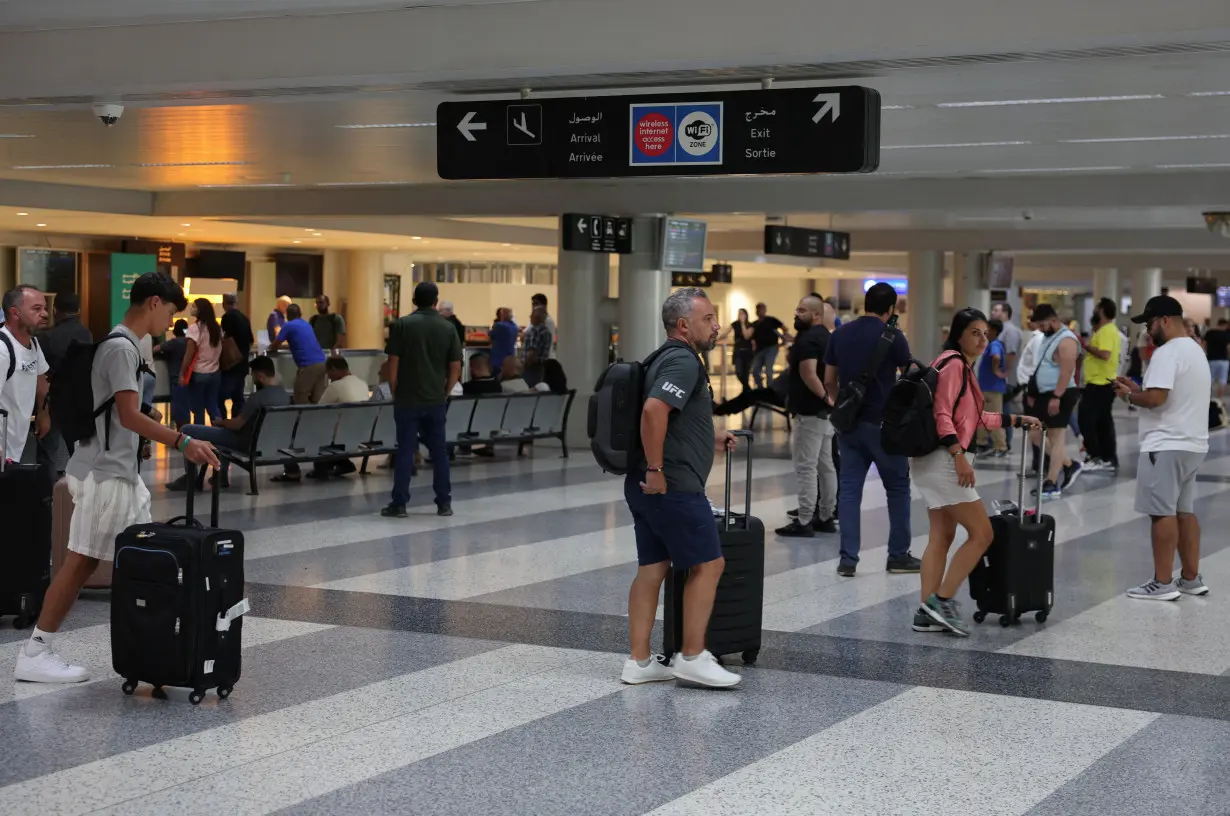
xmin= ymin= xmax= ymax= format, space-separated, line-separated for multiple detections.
xmin=67 ymin=472 xmax=152 ymax=561
xmin=911 ymin=448 xmax=980 ymax=510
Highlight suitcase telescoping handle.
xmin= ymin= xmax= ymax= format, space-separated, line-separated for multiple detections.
xmin=1016 ymin=423 xmax=1047 ymax=518
xmin=0 ymin=407 xmax=7 ymax=473
xmin=723 ymin=429 xmax=755 ymax=531
xmin=176 ymin=455 xmax=225 ymax=529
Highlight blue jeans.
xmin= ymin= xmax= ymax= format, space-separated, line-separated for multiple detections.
xmin=750 ymin=347 xmax=778 ymax=389
xmin=220 ymin=366 xmax=247 ymax=418
xmin=836 ymin=421 xmax=912 ymax=565
xmin=391 ymin=403 xmax=450 ymax=507
xmin=187 ymin=371 xmax=223 ymax=426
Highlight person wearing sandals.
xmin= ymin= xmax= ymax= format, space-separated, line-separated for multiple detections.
xmin=912 ymin=308 xmax=1042 ymax=636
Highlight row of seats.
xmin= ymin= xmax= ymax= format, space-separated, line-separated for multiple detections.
xmin=220 ymin=391 xmax=575 ymax=494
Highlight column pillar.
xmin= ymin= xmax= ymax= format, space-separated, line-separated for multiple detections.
xmin=1093 ymin=268 xmax=1120 ymax=306
xmin=616 ymin=216 xmax=671 ymax=363
xmin=1131 ymin=268 xmax=1162 ymax=314
xmin=955 ymin=252 xmax=990 ymax=315
xmin=907 ymin=251 xmax=945 ymax=358
xmin=557 ymin=221 xmax=613 ymax=448
xmin=346 ymin=250 xmax=385 ymax=350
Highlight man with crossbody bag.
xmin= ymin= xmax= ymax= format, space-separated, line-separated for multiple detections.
xmin=823 ymin=282 xmax=920 ymax=578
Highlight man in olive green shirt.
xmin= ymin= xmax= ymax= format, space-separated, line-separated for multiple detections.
xmin=381 ymin=282 xmax=462 ymax=518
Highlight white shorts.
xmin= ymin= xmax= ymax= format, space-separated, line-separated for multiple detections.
xmin=912 ymin=448 xmax=980 ymax=510
xmin=66 ymin=472 xmax=152 ymax=562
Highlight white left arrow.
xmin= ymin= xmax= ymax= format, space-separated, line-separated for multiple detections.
xmin=458 ymin=111 xmax=487 ymax=142
xmin=812 ymin=93 xmax=841 ymax=124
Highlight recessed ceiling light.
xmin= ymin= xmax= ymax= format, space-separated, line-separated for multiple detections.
xmin=1187 ymin=91 xmax=1230 ymax=97
xmin=292 ymin=240 xmax=302 ymax=244
xmin=15 ymin=212 xmax=28 ymax=216
xmin=181 ymin=223 xmax=191 ymax=227
xmin=881 ymin=141 xmax=1032 ymax=149
xmin=135 ymin=161 xmax=250 ymax=167
xmin=314 ymin=180 xmax=412 ymax=187
xmin=335 ymin=122 xmax=437 ymax=129
xmin=177 ymin=232 xmax=186 ymax=236
xmin=1154 ymin=162 xmax=1230 ymax=169
xmin=938 ymin=94 xmax=1163 ymax=108
xmin=410 ymin=236 xmax=422 ymax=240
xmin=501 ymin=243 xmax=512 ymax=247
xmin=35 ymin=223 xmax=46 ymax=227
xmin=1061 ymin=134 xmax=1230 ymax=143
xmin=880 ymin=105 xmax=915 ymax=110
xmin=312 ymin=233 xmax=323 ymax=237
xmin=197 ymin=182 xmax=294 ymax=188
xmin=0 ymin=134 xmax=34 ymax=139
xmin=12 ymin=163 xmax=113 ymax=169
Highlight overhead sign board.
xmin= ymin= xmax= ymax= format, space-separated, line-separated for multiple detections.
xmin=438 ymin=85 xmax=880 ymax=180
xmin=671 ymin=271 xmax=716 ymax=288
xmin=561 ymin=213 xmax=634 ymax=254
xmin=764 ymin=226 xmax=852 ymax=261
xmin=661 ymin=218 xmax=708 ymax=272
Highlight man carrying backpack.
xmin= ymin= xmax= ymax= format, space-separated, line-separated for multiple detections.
xmin=620 ymin=288 xmax=741 ymax=689
xmin=0 ymin=284 xmax=50 ymax=464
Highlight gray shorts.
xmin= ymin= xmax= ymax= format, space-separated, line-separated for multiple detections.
xmin=1134 ymin=450 xmax=1205 ymax=517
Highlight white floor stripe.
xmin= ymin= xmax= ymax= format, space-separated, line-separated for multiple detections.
xmin=645 ymin=687 xmax=1156 ymax=816
xmin=9 ymin=645 xmax=628 ymax=816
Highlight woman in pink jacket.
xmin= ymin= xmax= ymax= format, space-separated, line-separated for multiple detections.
xmin=913 ymin=308 xmax=1041 ymax=636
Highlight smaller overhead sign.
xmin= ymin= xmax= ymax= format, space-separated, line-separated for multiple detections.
xmin=561 ymin=213 xmax=634 ymax=254
xmin=764 ymin=226 xmax=851 ymax=261
xmin=710 ymin=263 xmax=733 ymax=284
xmin=671 ymin=270 xmax=715 ymax=288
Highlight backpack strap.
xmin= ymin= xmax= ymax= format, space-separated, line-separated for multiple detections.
xmin=855 ymin=324 xmax=899 ymax=389
xmin=94 ymin=331 xmax=145 ymax=452
xmin=0 ymin=330 xmax=13 ymax=382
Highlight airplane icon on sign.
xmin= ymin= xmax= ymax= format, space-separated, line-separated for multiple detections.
xmin=507 ymin=104 xmax=543 ymax=146
xmin=513 ymin=112 xmax=535 ymax=140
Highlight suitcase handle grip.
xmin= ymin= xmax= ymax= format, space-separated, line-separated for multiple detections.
xmin=163 ymin=515 xmax=205 ymax=529
xmin=723 ymin=430 xmax=754 ymax=531
xmin=184 ymin=453 xmax=228 ymax=528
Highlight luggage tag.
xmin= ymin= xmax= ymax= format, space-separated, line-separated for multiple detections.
xmin=216 ymin=598 xmax=251 ymax=631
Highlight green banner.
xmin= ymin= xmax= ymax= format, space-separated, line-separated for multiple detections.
xmin=109 ymin=253 xmax=157 ymax=328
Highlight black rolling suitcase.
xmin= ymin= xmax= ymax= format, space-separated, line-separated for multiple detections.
xmin=112 ymin=461 xmax=248 ymax=704
xmin=968 ymin=440 xmax=1055 ymax=627
xmin=664 ymin=429 xmax=764 ymax=665
xmin=0 ymin=408 xmax=52 ymax=629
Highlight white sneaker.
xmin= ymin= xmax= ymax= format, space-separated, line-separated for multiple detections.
xmin=621 ymin=654 xmax=675 ymax=684
xmin=1126 ymin=579 xmax=1181 ymax=601
xmin=670 ymin=650 xmax=742 ymax=688
xmin=14 ymin=648 xmax=90 ymax=684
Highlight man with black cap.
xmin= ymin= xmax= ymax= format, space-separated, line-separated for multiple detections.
xmin=1114 ymin=295 xmax=1211 ymax=601
xmin=1024 ymin=303 xmax=1082 ymax=500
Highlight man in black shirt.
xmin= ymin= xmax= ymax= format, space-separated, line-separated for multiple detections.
xmin=219 ymin=293 xmax=254 ymax=418
xmin=1205 ymin=318 xmax=1230 ymax=401
xmin=777 ymin=296 xmax=838 ymax=537
xmin=462 ymin=353 xmax=502 ymax=395
xmin=750 ymin=302 xmax=791 ymax=389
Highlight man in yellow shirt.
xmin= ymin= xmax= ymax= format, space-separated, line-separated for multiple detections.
xmin=1078 ymin=298 xmax=1123 ymax=472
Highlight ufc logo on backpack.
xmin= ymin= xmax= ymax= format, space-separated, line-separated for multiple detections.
xmin=661 ymin=381 xmax=688 ymax=399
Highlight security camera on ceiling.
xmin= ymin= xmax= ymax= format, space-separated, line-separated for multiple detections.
xmin=92 ymin=102 xmax=124 ymax=127
xmin=1204 ymin=212 xmax=1230 ymax=238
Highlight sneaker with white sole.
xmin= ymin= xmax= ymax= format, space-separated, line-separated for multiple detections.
xmin=912 ymin=607 xmax=945 ymax=633
xmin=671 ymin=650 xmax=742 ymax=688
xmin=1127 ymin=579 xmax=1181 ymax=601
xmin=1176 ymin=574 xmax=1210 ymax=596
xmin=14 ymin=649 xmax=90 ymax=684
xmin=621 ymin=654 xmax=675 ymax=685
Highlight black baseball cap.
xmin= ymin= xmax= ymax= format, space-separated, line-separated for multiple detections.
xmin=1130 ymin=295 xmax=1183 ymax=324
xmin=1029 ymin=303 xmax=1057 ymax=323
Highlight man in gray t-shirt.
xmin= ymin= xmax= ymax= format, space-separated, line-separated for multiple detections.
xmin=66 ymin=325 xmax=144 ymax=485
xmin=620 ymin=288 xmax=742 ymax=690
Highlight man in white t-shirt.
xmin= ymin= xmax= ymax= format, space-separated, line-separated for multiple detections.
xmin=0 ymin=284 xmax=50 ymax=463
xmin=1114 ymin=296 xmax=1211 ymax=601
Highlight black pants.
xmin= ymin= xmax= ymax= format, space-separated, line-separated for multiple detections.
xmin=1078 ymin=382 xmax=1118 ymax=466
xmin=733 ymin=349 xmax=753 ymax=392
xmin=713 ymin=387 xmax=781 ymax=416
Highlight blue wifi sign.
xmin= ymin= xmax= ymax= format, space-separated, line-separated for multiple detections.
xmin=629 ymin=102 xmax=723 ymax=167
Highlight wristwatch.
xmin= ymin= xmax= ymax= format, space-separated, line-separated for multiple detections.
xmin=948 ymin=447 xmax=964 ymax=457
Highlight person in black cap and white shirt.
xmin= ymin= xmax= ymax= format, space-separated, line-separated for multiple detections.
xmin=1114 ymin=295 xmax=1211 ymax=600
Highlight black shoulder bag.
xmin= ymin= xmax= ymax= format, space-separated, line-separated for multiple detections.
xmin=829 ymin=317 xmax=899 ymax=434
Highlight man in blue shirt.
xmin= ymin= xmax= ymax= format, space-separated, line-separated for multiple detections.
xmin=489 ymin=307 xmax=518 ymax=372
xmin=822 ymin=282 xmax=920 ymax=577
xmin=267 ymin=303 xmax=328 ymax=482
xmin=976 ymin=318 xmax=1009 ymax=457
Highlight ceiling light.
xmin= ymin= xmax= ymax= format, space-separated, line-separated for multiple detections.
xmin=35 ymin=223 xmax=46 ymax=227
xmin=0 ymin=134 xmax=34 ymax=139
xmin=880 ymin=105 xmax=915 ymax=110
xmin=292 ymin=240 xmax=302 ymax=244
xmin=177 ymin=232 xmax=186 ymax=236
xmin=135 ymin=161 xmax=250 ymax=167
xmin=502 ymin=243 xmax=512 ymax=247
xmin=314 ymin=180 xmax=412 ymax=187
xmin=181 ymin=223 xmax=191 ymax=227
xmin=1187 ymin=91 xmax=1230 ymax=97
xmin=1154 ymin=162 xmax=1230 ymax=169
xmin=981 ymin=166 xmax=1127 ymax=173
xmin=197 ymin=182 xmax=294 ymax=188
xmin=1061 ymin=134 xmax=1230 ymax=143
xmin=12 ymin=163 xmax=113 ymax=170
xmin=392 ymin=246 xmax=399 ymax=250
xmin=335 ymin=122 xmax=437 ymax=129
xmin=938 ymin=94 xmax=1163 ymax=108
xmin=312 ymin=233 xmax=323 ymax=237
xmin=881 ymin=141 xmax=1032 ymax=150
xmin=410 ymin=236 xmax=422 ymax=240
xmin=15 ymin=212 xmax=28 ymax=216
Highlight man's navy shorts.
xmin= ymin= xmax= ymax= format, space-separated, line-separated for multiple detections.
xmin=624 ymin=475 xmax=723 ymax=570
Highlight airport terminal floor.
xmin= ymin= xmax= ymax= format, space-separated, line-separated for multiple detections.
xmin=3 ymin=407 xmax=1230 ymax=816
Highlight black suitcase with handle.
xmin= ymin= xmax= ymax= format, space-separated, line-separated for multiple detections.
xmin=111 ymin=461 xmax=248 ymax=704
xmin=968 ymin=439 xmax=1056 ymax=627
xmin=664 ymin=429 xmax=764 ymax=665
xmin=0 ymin=409 xmax=51 ymax=629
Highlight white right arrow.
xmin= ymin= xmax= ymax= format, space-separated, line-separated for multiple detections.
xmin=457 ymin=111 xmax=487 ymax=142
xmin=812 ymin=93 xmax=841 ymax=124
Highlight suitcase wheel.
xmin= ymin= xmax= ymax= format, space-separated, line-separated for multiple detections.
xmin=217 ymin=685 xmax=233 ymax=700
xmin=188 ymin=690 xmax=205 ymax=706
xmin=1035 ymin=611 xmax=1049 ymax=624
xmin=742 ymin=649 xmax=759 ymax=666
xmin=999 ymin=615 xmax=1013 ymax=628
xmin=972 ymin=611 xmax=987 ymax=624
xmin=12 ymin=613 xmax=32 ymax=630
xmin=121 ymin=680 xmax=138 ymax=696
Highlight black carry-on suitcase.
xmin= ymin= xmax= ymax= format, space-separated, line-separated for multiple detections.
xmin=0 ymin=409 xmax=52 ymax=629
xmin=968 ymin=436 xmax=1056 ymax=627
xmin=664 ymin=429 xmax=765 ymax=665
xmin=112 ymin=460 xmax=248 ymax=704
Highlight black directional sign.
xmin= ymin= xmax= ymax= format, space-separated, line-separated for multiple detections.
xmin=764 ymin=226 xmax=852 ymax=261
xmin=437 ymin=85 xmax=879 ymax=180
xmin=561 ymin=212 xmax=634 ymax=254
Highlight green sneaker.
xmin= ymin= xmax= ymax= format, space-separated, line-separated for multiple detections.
xmin=922 ymin=593 xmax=970 ymax=637
xmin=912 ymin=607 xmax=944 ymax=633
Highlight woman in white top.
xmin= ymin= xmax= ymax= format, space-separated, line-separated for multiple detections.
xmin=182 ymin=298 xmax=224 ymax=425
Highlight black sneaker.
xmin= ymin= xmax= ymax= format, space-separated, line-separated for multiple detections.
xmin=812 ymin=515 xmax=838 ymax=534
xmin=1032 ymin=480 xmax=1062 ymax=501
xmin=787 ymin=508 xmax=800 ymax=518
xmin=886 ymin=553 xmax=922 ymax=574
xmin=775 ymin=519 xmax=814 ymax=538
xmin=837 ymin=563 xmax=857 ymax=578
xmin=437 ymin=503 xmax=454 ymax=517
xmin=1062 ymin=460 xmax=1083 ymax=489
xmin=912 ymin=607 xmax=944 ymax=632
xmin=380 ymin=503 xmax=408 ymax=519
xmin=165 ymin=475 xmax=188 ymax=492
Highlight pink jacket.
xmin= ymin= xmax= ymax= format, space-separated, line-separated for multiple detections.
xmin=932 ymin=350 xmax=1005 ymax=450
